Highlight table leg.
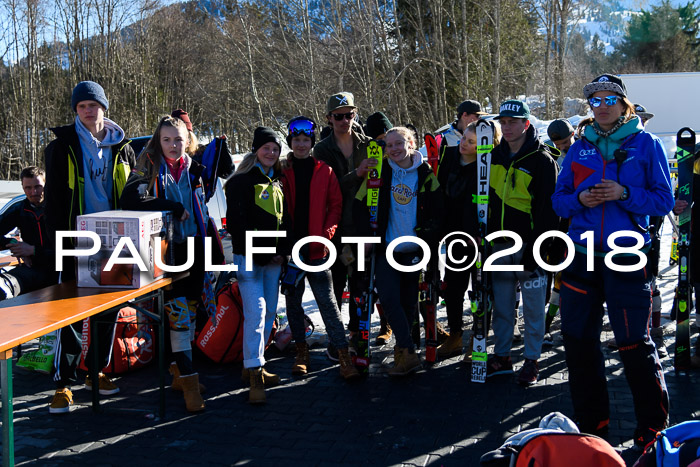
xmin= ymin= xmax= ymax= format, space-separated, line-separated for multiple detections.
xmin=90 ymin=317 xmax=100 ymax=413
xmin=158 ymin=290 xmax=165 ymax=419
xmin=1 ymin=349 xmax=14 ymax=467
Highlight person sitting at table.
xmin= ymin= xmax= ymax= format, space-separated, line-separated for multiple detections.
xmin=43 ymin=80 xmax=136 ymax=414
xmin=0 ymin=166 xmax=58 ymax=300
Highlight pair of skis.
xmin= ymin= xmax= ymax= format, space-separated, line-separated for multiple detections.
xmin=470 ymin=120 xmax=495 ymax=382
xmin=423 ymin=122 xmax=494 ymax=376
xmin=673 ymin=128 xmax=697 ymax=371
xmin=353 ymin=140 xmax=383 ymax=373
xmin=422 ymin=134 xmax=440 ymax=362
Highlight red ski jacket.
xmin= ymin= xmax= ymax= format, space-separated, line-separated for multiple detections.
xmin=282 ymin=157 xmax=342 ymax=261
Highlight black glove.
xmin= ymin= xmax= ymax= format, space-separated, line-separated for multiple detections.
xmin=546 ymin=237 xmax=567 ymax=266
xmin=299 ymin=243 xmax=311 ymax=262
xmin=173 ymin=202 xmax=185 ymax=219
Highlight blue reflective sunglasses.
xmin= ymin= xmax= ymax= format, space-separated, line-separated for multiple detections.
xmin=588 ymin=96 xmax=619 ymax=108
xmin=288 ymin=118 xmax=315 ymax=137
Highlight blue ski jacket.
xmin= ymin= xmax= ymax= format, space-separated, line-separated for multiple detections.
xmin=552 ymin=117 xmax=674 ymax=252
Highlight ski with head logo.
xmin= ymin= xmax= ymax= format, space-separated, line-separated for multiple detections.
xmin=471 ymin=119 xmax=494 ymax=383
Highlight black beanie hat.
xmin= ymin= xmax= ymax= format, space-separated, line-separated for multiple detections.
xmin=71 ymin=81 xmax=109 ymax=111
xmin=363 ymin=112 xmax=393 ymax=139
xmin=251 ymin=126 xmax=282 ymax=153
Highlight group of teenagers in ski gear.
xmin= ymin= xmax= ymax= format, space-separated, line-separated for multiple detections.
xmin=0 ymin=74 xmax=695 ymax=451
xmin=0 ymin=81 xmax=220 ymax=414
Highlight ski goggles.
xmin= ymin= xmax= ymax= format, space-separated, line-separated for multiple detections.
xmin=588 ymin=96 xmax=619 ymax=108
xmin=288 ymin=118 xmax=316 ymax=137
xmin=330 ymin=111 xmax=356 ymax=121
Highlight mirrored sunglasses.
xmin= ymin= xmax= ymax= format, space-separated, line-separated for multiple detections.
xmin=588 ymin=96 xmax=619 ymax=108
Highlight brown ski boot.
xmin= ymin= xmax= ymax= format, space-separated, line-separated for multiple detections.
xmin=180 ymin=373 xmax=205 ymax=413
xmin=388 ymin=348 xmax=421 ymax=376
xmin=338 ymin=348 xmax=361 ymax=380
xmin=170 ymin=363 xmax=206 ymax=393
xmin=437 ymin=331 xmax=463 ymax=358
xmin=248 ymin=367 xmax=265 ymax=405
xmin=241 ymin=367 xmax=281 ymax=387
xmin=292 ymin=342 xmax=310 ymax=375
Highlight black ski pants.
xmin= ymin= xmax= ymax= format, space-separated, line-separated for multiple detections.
xmin=374 ymin=251 xmax=420 ymax=351
xmin=443 ymin=266 xmax=476 ymax=335
xmin=560 ymin=251 xmax=669 ymax=434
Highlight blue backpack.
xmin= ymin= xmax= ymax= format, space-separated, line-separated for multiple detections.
xmin=634 ymin=421 xmax=700 ymax=467
xmin=195 ymin=136 xmax=234 ymax=202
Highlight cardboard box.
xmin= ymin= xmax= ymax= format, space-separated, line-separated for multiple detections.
xmin=76 ymin=211 xmax=173 ymax=288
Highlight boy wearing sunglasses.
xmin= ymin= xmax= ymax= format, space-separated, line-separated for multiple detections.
xmin=313 ymin=92 xmax=375 ymax=357
xmin=281 ymin=116 xmax=360 ymax=380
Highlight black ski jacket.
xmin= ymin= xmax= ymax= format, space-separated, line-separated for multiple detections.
xmin=437 ymin=146 xmax=480 ymax=238
xmin=0 ymin=199 xmax=52 ymax=268
xmin=43 ymin=123 xmax=136 ymax=279
xmin=487 ymin=124 xmax=560 ymax=270
xmin=225 ymin=166 xmax=289 ymax=265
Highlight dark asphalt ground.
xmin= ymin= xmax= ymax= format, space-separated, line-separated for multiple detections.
xmin=3 ymin=229 xmax=698 ymax=466
xmin=3 ymin=311 xmax=699 ymax=466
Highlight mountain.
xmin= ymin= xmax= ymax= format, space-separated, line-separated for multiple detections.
xmin=574 ymin=0 xmax=691 ymax=54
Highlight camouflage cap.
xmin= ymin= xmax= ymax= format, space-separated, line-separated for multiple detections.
xmin=327 ymin=92 xmax=356 ymax=114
